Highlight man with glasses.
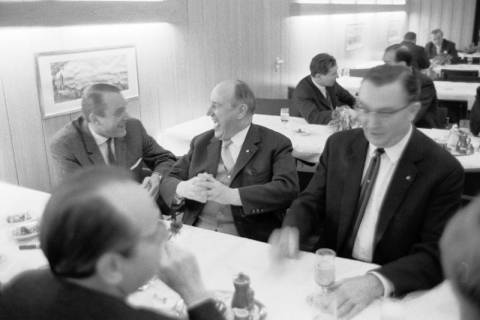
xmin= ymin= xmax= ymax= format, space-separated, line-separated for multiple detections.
xmin=271 ymin=64 xmax=464 ymax=319
xmin=0 ymin=166 xmax=224 ymax=320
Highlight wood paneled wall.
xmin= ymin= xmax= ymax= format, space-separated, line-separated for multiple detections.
xmin=407 ymin=0 xmax=476 ymax=49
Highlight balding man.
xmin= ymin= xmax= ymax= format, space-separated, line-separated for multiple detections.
xmin=160 ymin=80 xmax=299 ymax=242
xmin=425 ymin=29 xmax=459 ymax=64
xmin=0 ymin=166 xmax=224 ymax=320
xmin=50 ymin=83 xmax=176 ymax=204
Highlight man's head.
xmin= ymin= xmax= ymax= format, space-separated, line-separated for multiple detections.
xmin=441 ymin=198 xmax=480 ymax=319
xmin=403 ymin=31 xmax=417 ymax=44
xmin=40 ymin=166 xmax=167 ymax=297
xmin=431 ymin=29 xmax=444 ymax=46
xmin=310 ymin=53 xmax=338 ymax=87
xmin=357 ymin=64 xmax=420 ymax=148
xmin=81 ymin=83 xmax=128 ymax=138
xmin=207 ymin=80 xmax=255 ymax=140
xmin=383 ymin=44 xmax=413 ymax=68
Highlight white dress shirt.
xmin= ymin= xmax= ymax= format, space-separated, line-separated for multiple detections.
xmin=311 ymin=76 xmax=329 ymax=99
xmin=352 ymin=125 xmax=413 ymax=295
xmin=226 ymin=124 xmax=251 ymax=163
xmin=88 ymin=123 xmax=115 ymax=164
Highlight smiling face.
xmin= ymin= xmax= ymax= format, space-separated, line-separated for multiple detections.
xmin=207 ymin=82 xmax=247 ymax=140
xmin=357 ymin=79 xmax=418 ymax=148
xmin=90 ymin=92 xmax=128 ymax=138
xmin=313 ymin=64 xmax=338 ymax=87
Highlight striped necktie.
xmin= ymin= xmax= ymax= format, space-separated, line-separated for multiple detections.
xmin=221 ymin=139 xmax=235 ymax=172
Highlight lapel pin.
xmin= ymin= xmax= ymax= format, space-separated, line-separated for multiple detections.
xmin=246 ymin=149 xmax=250 ymax=153
xmin=406 ymin=175 xmax=412 ymax=181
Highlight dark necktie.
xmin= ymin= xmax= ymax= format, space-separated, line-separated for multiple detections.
xmin=345 ymin=147 xmax=385 ymax=256
xmin=106 ymin=138 xmax=116 ymax=165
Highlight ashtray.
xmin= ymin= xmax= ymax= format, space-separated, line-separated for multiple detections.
xmin=293 ymin=128 xmax=310 ymax=136
xmin=11 ymin=220 xmax=39 ymax=241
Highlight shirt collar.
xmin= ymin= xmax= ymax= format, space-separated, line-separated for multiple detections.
xmin=229 ymin=124 xmax=251 ymax=147
xmin=368 ymin=125 xmax=413 ymax=163
xmin=88 ymin=123 xmax=109 ymax=146
xmin=311 ymin=76 xmax=327 ymax=94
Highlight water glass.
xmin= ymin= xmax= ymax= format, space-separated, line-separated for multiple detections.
xmin=280 ymin=108 xmax=290 ymax=125
xmin=314 ymin=248 xmax=336 ymax=292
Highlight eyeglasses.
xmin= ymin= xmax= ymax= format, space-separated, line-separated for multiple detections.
xmin=354 ymin=101 xmax=412 ymax=119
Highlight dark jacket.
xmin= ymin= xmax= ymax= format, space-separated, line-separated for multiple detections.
xmin=425 ymin=39 xmax=460 ymax=64
xmin=400 ymin=41 xmax=430 ymax=69
xmin=293 ymin=76 xmax=356 ymax=124
xmin=470 ymin=87 xmax=480 ymax=136
xmin=414 ymin=68 xmax=440 ymax=128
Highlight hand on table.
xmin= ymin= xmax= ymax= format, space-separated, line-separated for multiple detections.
xmin=268 ymin=227 xmax=300 ymax=259
xmin=332 ymin=274 xmax=384 ymax=319
xmin=157 ymin=242 xmax=211 ymax=307
xmin=142 ymin=173 xmax=161 ymax=199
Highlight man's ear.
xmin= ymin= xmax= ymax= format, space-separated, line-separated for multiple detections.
xmin=409 ymin=101 xmax=421 ymax=120
xmin=237 ymin=103 xmax=249 ymax=119
xmin=96 ymin=253 xmax=124 ymax=285
xmin=89 ymin=112 xmax=99 ymax=125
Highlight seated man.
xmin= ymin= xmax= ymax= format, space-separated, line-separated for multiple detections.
xmin=425 ymin=29 xmax=460 ymax=64
xmin=400 ymin=31 xmax=430 ymax=70
xmin=0 ymin=166 xmax=224 ymax=320
xmin=469 ymin=86 xmax=480 ymax=136
xmin=160 ymin=80 xmax=299 ymax=242
xmin=292 ymin=53 xmax=356 ymax=124
xmin=441 ymin=197 xmax=480 ymax=320
xmin=271 ymin=65 xmax=464 ymax=319
xmin=50 ymin=83 xmax=176 ymax=203
xmin=384 ymin=44 xmax=440 ymax=128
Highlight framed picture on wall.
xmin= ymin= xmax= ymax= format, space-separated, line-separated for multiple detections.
xmin=345 ymin=23 xmax=364 ymax=51
xmin=35 ymin=46 xmax=139 ymax=119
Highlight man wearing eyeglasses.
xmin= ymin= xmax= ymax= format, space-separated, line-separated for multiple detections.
xmin=270 ymin=64 xmax=464 ymax=319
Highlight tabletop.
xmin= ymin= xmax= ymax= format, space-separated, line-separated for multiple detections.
xmin=158 ymin=114 xmax=480 ymax=171
xmin=433 ymin=63 xmax=480 ymax=75
xmin=337 ymin=76 xmax=478 ymax=110
xmin=0 ymin=182 xmax=460 ymax=320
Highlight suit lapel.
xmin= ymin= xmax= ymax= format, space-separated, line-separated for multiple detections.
xmin=75 ymin=119 xmax=106 ymax=165
xmin=336 ymin=134 xmax=369 ymax=252
xmin=229 ymin=125 xmax=259 ymax=183
xmin=206 ymin=138 xmax=221 ymax=176
xmin=373 ymin=130 xmax=422 ymax=248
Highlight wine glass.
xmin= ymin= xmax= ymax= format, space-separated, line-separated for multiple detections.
xmin=280 ymin=107 xmax=290 ymax=126
xmin=308 ymin=248 xmax=336 ymax=312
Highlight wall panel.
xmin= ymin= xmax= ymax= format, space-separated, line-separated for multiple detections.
xmin=0 ymin=78 xmax=18 ymax=185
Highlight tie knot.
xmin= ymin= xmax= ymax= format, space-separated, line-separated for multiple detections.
xmin=375 ymin=148 xmax=385 ymax=156
xmin=107 ymin=138 xmax=113 ymax=146
xmin=222 ymin=139 xmax=232 ymax=149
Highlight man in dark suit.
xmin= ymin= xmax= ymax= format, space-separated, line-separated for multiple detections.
xmin=425 ymin=29 xmax=460 ymax=64
xmin=0 ymin=166 xmax=224 ymax=320
xmin=271 ymin=65 xmax=464 ymax=319
xmin=50 ymin=83 xmax=176 ymax=202
xmin=292 ymin=53 xmax=356 ymax=124
xmin=400 ymin=31 xmax=430 ymax=70
xmin=384 ymin=44 xmax=440 ymax=128
xmin=160 ymin=80 xmax=299 ymax=242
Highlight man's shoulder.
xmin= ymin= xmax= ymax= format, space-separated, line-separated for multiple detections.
xmin=1 ymin=269 xmax=53 ymax=302
xmin=251 ymin=124 xmax=291 ymax=144
xmin=328 ymin=128 xmax=364 ymax=144
xmin=412 ymin=129 xmax=462 ymax=170
xmin=191 ymin=129 xmax=215 ymax=147
xmin=294 ymin=76 xmax=314 ymax=91
xmin=50 ymin=117 xmax=84 ymax=149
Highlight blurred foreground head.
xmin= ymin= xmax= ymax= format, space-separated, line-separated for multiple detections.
xmin=441 ymin=197 xmax=480 ymax=320
xmin=40 ymin=166 xmax=167 ymax=297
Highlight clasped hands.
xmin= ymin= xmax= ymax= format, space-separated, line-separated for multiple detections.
xmin=269 ymin=227 xmax=384 ymax=320
xmin=176 ymin=173 xmax=237 ymax=204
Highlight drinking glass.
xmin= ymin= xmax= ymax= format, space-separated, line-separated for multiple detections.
xmin=308 ymin=248 xmax=336 ymax=313
xmin=280 ymin=107 xmax=290 ymax=125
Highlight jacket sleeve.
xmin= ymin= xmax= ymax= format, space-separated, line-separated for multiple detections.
xmin=238 ymin=136 xmax=299 ymax=215
xmin=335 ymin=82 xmax=356 ymax=107
xmin=375 ymin=163 xmax=464 ymax=295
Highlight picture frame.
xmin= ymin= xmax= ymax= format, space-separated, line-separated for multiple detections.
xmin=345 ymin=23 xmax=364 ymax=51
xmin=35 ymin=46 xmax=139 ymax=119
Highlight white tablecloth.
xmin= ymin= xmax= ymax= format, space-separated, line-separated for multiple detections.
xmin=158 ymin=114 xmax=480 ymax=171
xmin=0 ymin=182 xmax=461 ymax=320
xmin=337 ymin=76 xmax=478 ymax=110
xmin=459 ymin=52 xmax=480 ymax=59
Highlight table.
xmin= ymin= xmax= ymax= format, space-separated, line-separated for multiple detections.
xmin=0 ymin=182 xmax=461 ymax=319
xmin=459 ymin=52 xmax=480 ymax=59
xmin=432 ymin=63 xmax=480 ymax=77
xmin=158 ymin=114 xmax=480 ymax=171
xmin=337 ymin=76 xmax=478 ymax=110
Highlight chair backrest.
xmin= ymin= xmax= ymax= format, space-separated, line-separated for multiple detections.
xmin=436 ymin=106 xmax=448 ymax=128
xmin=441 ymin=69 xmax=480 ymax=82
xmin=255 ymin=98 xmax=299 ymax=117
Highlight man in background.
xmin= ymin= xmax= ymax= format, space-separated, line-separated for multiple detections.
xmin=425 ymin=29 xmax=459 ymax=64
xmin=0 ymin=166 xmax=224 ymax=320
xmin=400 ymin=31 xmax=430 ymax=70
xmin=50 ymin=83 xmax=176 ymax=204
xmin=160 ymin=80 xmax=299 ymax=242
xmin=292 ymin=53 xmax=356 ymax=124
xmin=271 ymin=65 xmax=463 ymax=319
xmin=383 ymin=44 xmax=440 ymax=128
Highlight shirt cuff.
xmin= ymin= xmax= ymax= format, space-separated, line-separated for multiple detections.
xmin=368 ymin=271 xmax=394 ymax=297
xmin=229 ymin=188 xmax=242 ymax=206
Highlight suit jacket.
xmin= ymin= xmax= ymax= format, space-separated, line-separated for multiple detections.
xmin=425 ymin=39 xmax=459 ymax=63
xmin=50 ymin=116 xmax=176 ymax=184
xmin=293 ymin=76 xmax=356 ymax=125
xmin=470 ymin=88 xmax=480 ymax=136
xmin=0 ymin=269 xmax=224 ymax=320
xmin=414 ymin=68 xmax=440 ymax=128
xmin=400 ymin=41 xmax=430 ymax=70
xmin=160 ymin=124 xmax=299 ymax=242
xmin=283 ymin=128 xmax=464 ymax=295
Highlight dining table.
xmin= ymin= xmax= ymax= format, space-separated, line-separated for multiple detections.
xmin=0 ymin=181 xmax=461 ymax=320
xmin=158 ymin=114 xmax=480 ymax=172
